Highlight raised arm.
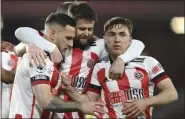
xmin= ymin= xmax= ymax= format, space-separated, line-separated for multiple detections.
xmin=14 ymin=27 xmax=63 ymax=65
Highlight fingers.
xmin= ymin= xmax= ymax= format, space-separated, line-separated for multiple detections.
xmin=132 ymin=111 xmax=141 ymax=118
xmin=94 ymin=106 xmax=105 ymax=114
xmin=124 ymin=100 xmax=135 ymax=103
xmin=60 ymin=72 xmax=70 ymax=86
xmin=109 ymin=69 xmax=118 ymax=80
xmin=109 ymin=68 xmax=123 ymax=80
xmin=1 ymin=41 xmax=14 ymax=52
xmin=126 ymin=108 xmax=139 ymax=118
xmin=31 ymin=53 xmax=40 ymax=67
xmin=39 ymin=52 xmax=47 ymax=66
xmin=92 ymin=112 xmax=100 ymax=118
xmin=94 ymin=102 xmax=105 ymax=107
xmin=29 ymin=52 xmax=47 ymax=67
xmin=118 ymin=73 xmax=122 ymax=79
xmin=124 ymin=104 xmax=136 ymax=115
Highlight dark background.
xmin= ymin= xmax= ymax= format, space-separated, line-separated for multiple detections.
xmin=1 ymin=0 xmax=184 ymax=118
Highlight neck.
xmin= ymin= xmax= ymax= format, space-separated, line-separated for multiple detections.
xmin=43 ymin=30 xmax=53 ymax=43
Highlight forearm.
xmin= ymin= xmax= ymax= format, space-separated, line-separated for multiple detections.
xmin=65 ymin=86 xmax=90 ymax=103
xmin=45 ymin=96 xmax=81 ymax=112
xmin=15 ymin=27 xmax=56 ymax=53
xmin=119 ymin=39 xmax=145 ymax=63
xmin=14 ymin=42 xmax=26 ymax=57
xmin=1 ymin=69 xmax=15 ymax=84
xmin=145 ymin=89 xmax=178 ymax=107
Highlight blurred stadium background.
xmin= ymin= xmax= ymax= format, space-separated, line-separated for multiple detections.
xmin=1 ymin=0 xmax=184 ymax=118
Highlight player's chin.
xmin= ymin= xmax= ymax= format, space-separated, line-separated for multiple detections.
xmin=80 ymin=38 xmax=88 ymax=45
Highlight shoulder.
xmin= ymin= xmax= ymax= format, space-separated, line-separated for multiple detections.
xmin=93 ymin=60 xmax=109 ymax=72
xmin=132 ymin=56 xmax=161 ymax=69
xmin=94 ymin=38 xmax=104 ymax=46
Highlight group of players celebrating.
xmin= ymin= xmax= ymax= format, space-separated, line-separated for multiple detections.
xmin=1 ymin=1 xmax=178 ymax=119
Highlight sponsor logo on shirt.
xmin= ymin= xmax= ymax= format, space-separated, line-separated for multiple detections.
xmin=152 ymin=63 xmax=162 ymax=74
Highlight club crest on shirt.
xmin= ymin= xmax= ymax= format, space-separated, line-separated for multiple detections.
xmin=8 ymin=59 xmax=15 ymax=67
xmin=134 ymin=70 xmax=144 ymax=80
xmin=87 ymin=59 xmax=95 ymax=68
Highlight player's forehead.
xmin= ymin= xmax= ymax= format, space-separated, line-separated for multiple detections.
xmin=76 ymin=19 xmax=95 ymax=28
xmin=106 ymin=24 xmax=129 ymax=34
xmin=63 ymin=25 xmax=75 ymax=37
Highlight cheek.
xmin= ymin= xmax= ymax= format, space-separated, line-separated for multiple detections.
xmin=89 ymin=31 xmax=93 ymax=35
xmin=76 ymin=30 xmax=81 ymax=36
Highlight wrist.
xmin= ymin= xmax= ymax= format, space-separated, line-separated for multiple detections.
xmin=47 ymin=43 xmax=56 ymax=54
xmin=77 ymin=102 xmax=83 ymax=112
xmin=117 ymin=56 xmax=125 ymax=64
xmin=144 ymin=98 xmax=152 ymax=107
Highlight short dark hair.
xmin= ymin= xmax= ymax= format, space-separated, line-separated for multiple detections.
xmin=56 ymin=1 xmax=97 ymax=21
xmin=45 ymin=13 xmax=76 ymax=27
xmin=104 ymin=17 xmax=133 ymax=35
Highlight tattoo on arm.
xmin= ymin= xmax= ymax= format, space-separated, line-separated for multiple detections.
xmin=45 ymin=96 xmax=82 ymax=112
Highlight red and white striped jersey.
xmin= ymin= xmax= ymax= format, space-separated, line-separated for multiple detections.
xmin=53 ymin=39 xmax=105 ymax=119
xmin=1 ymin=52 xmax=20 ymax=118
xmin=9 ymin=53 xmax=60 ymax=118
xmin=88 ymin=56 xmax=169 ymax=119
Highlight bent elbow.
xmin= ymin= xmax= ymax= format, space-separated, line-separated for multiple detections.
xmin=15 ymin=27 xmax=25 ymax=39
xmin=37 ymin=98 xmax=51 ymax=110
xmin=170 ymin=90 xmax=178 ymax=102
xmin=39 ymin=101 xmax=49 ymax=110
xmin=173 ymin=90 xmax=178 ymax=101
xmin=15 ymin=27 xmax=33 ymax=41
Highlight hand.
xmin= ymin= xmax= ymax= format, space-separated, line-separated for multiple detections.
xmin=59 ymin=72 xmax=73 ymax=92
xmin=50 ymin=47 xmax=63 ymax=65
xmin=122 ymin=99 xmax=149 ymax=118
xmin=1 ymin=41 xmax=14 ymax=52
xmin=80 ymin=101 xmax=105 ymax=118
xmin=109 ymin=57 xmax=125 ymax=80
xmin=26 ymin=43 xmax=47 ymax=67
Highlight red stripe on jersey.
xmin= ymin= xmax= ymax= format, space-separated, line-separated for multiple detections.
xmin=41 ymin=111 xmax=50 ymax=119
xmin=135 ymin=67 xmax=150 ymax=119
xmin=90 ymin=52 xmax=98 ymax=64
xmin=68 ymin=48 xmax=83 ymax=77
xmin=63 ymin=48 xmax=83 ymax=119
xmin=78 ymin=112 xmax=84 ymax=119
xmin=154 ymin=75 xmax=168 ymax=85
xmin=103 ymin=82 xmax=117 ymax=118
xmin=50 ymin=65 xmax=59 ymax=88
xmin=83 ymin=68 xmax=93 ymax=93
xmin=31 ymin=80 xmax=50 ymax=87
xmin=51 ymin=112 xmax=55 ymax=119
xmin=38 ymin=30 xmax=44 ymax=36
xmin=97 ymin=68 xmax=106 ymax=86
xmin=63 ymin=93 xmax=73 ymax=119
xmin=118 ymin=72 xmax=131 ymax=97
xmin=10 ymin=54 xmax=18 ymax=71
xmin=83 ymin=52 xmax=98 ymax=93
xmin=15 ymin=114 xmax=22 ymax=118
xmin=30 ymin=96 xmax=36 ymax=119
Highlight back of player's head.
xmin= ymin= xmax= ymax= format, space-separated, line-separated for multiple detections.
xmin=45 ymin=13 xmax=76 ymax=28
xmin=104 ymin=17 xmax=133 ymax=35
xmin=56 ymin=1 xmax=97 ymax=21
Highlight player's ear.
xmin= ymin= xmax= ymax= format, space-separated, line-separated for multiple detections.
xmin=103 ymin=36 xmax=107 ymax=45
xmin=129 ymin=36 xmax=132 ymax=42
xmin=50 ymin=29 xmax=56 ymax=41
